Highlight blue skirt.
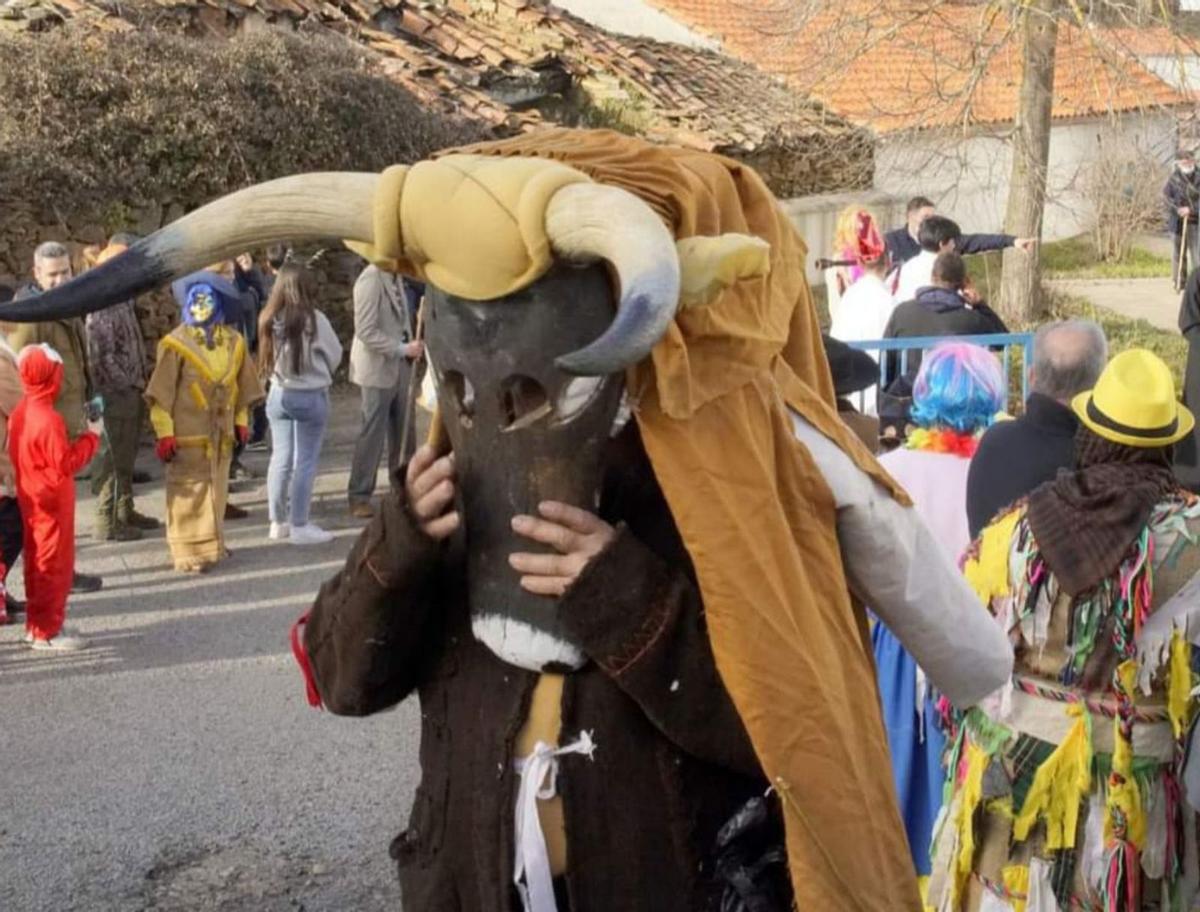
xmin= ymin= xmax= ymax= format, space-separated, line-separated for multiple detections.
xmin=871 ymin=619 xmax=945 ymax=877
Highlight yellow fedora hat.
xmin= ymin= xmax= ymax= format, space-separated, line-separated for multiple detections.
xmin=1072 ymin=349 xmax=1194 ymax=447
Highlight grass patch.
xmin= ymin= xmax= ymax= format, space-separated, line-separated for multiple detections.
xmin=1040 ymin=235 xmax=1171 ymax=279
xmin=965 ymin=238 xmax=1171 ymax=291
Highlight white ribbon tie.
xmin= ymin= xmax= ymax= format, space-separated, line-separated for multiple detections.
xmin=513 ymin=730 xmax=597 ymax=912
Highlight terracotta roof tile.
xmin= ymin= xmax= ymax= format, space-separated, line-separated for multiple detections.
xmin=647 ymin=0 xmax=1191 ymax=132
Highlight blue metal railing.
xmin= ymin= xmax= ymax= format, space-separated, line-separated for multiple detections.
xmin=844 ymin=332 xmax=1035 ymax=412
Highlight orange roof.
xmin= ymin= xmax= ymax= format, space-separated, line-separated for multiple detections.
xmin=647 ymin=0 xmax=1191 ymax=132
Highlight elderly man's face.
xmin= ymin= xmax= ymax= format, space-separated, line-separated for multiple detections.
xmin=33 ymin=256 xmax=73 ymax=291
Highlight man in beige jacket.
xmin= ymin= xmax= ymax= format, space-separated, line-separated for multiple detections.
xmin=346 ymin=264 xmax=422 ymax=518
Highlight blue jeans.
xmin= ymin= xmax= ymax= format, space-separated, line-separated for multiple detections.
xmin=266 ymin=386 xmax=330 ymax=526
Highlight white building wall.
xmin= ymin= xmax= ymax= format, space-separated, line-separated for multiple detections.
xmin=1141 ymin=54 xmax=1200 ymax=92
xmin=873 ymin=111 xmax=1177 ymax=240
xmin=549 ymin=0 xmax=718 ymax=48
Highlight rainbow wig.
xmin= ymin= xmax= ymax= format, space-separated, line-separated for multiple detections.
xmin=910 ymin=342 xmax=1005 ymax=434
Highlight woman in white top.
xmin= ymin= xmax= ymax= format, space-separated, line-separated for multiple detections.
xmin=257 ymin=263 xmax=344 ymax=545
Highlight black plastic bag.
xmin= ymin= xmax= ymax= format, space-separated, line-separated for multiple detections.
xmin=714 ymin=795 xmax=792 ymax=912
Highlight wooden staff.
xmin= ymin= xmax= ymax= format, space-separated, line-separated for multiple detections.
xmin=398 ymin=297 xmax=428 ymax=462
xmin=1179 ymin=219 xmax=1191 ymax=291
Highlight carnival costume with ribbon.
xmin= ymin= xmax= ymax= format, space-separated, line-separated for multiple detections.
xmin=143 ymin=274 xmax=263 ymax=572
xmin=928 ymin=350 xmax=1200 ymax=912
xmin=9 ymin=344 xmax=99 ymax=640
xmin=1 ymin=129 xmax=1014 ymax=911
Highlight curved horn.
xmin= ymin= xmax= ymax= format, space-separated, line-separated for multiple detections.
xmin=545 ymin=183 xmax=680 ymax=376
xmin=0 ymin=173 xmax=380 ymax=322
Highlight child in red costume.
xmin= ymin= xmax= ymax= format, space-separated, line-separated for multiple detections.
xmin=9 ymin=343 xmax=101 ymax=651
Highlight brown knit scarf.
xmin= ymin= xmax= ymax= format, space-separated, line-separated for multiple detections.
xmin=1026 ymin=426 xmax=1180 ymax=596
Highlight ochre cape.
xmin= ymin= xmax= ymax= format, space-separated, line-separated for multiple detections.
xmin=370 ymin=128 xmax=922 ymax=909
xmin=462 ymin=130 xmax=920 ymax=910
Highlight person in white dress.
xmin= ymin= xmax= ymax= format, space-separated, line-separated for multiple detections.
xmin=825 ymin=204 xmax=878 ymax=325
xmin=828 ymin=209 xmax=893 ymax=413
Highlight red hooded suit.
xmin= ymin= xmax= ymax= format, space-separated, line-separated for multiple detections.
xmin=9 ymin=344 xmax=98 ymax=640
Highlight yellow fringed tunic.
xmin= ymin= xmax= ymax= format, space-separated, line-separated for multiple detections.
xmin=928 ymin=496 xmax=1200 ymax=912
xmin=144 ymin=325 xmax=263 ymax=572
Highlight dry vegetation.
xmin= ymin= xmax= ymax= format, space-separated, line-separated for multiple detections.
xmin=0 ymin=25 xmax=485 ymax=231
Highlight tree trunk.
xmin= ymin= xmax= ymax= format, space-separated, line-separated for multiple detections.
xmin=998 ymin=0 xmax=1058 ymax=324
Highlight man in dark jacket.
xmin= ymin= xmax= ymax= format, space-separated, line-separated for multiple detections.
xmin=206 ymin=258 xmax=259 ymax=496
xmin=883 ymin=251 xmax=1007 ymax=380
xmin=1165 ymin=149 xmax=1200 ymax=290
xmin=85 ymin=234 xmax=159 ymax=541
xmin=1175 ymin=264 xmax=1200 ymax=490
xmin=884 ymin=195 xmax=1036 ymax=266
xmin=234 ymin=252 xmax=270 ymax=448
xmin=965 ymin=319 xmax=1107 ymax=537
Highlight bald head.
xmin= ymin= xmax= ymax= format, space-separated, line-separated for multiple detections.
xmin=1030 ymin=320 xmax=1107 ymax=402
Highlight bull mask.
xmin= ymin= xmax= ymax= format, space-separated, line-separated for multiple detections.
xmin=428 ymin=263 xmax=623 ymax=671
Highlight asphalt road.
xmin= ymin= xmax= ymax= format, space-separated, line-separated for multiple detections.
xmin=0 ymin=388 xmax=420 ymax=911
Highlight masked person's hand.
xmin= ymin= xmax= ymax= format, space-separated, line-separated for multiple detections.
xmin=509 ymin=502 xmax=616 ymax=597
xmin=405 ymin=444 xmax=459 ymax=540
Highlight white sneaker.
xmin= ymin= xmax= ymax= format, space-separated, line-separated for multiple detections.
xmin=289 ymin=524 xmax=334 ymax=546
xmin=268 ymin=522 xmax=290 ymax=541
xmin=28 ymin=629 xmax=89 ymax=652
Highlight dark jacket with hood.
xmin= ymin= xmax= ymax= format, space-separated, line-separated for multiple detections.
xmin=303 ymin=429 xmax=782 ymax=912
xmin=882 ymin=285 xmax=1008 ymax=380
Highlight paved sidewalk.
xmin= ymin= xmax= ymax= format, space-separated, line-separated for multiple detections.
xmin=1046 ymin=276 xmax=1181 ymax=332
xmin=1 ymin=388 xmax=419 ymax=911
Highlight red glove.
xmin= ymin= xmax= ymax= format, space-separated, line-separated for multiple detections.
xmin=235 ymin=425 xmax=250 ymax=446
xmin=156 ymin=436 xmax=178 ymax=462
